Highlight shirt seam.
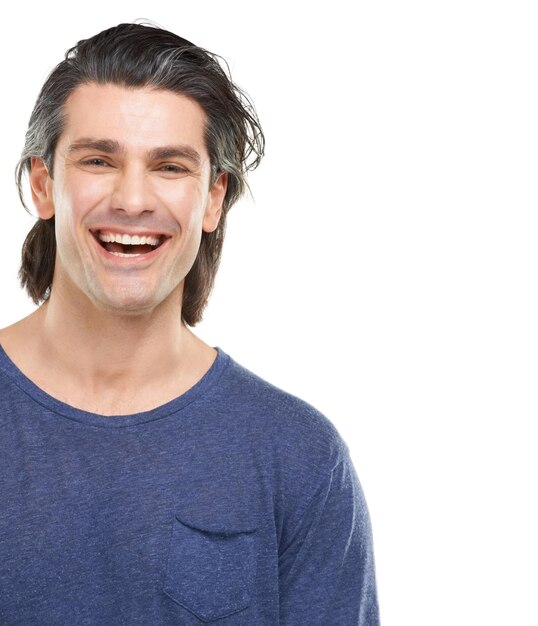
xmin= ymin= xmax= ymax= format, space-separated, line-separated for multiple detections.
xmin=277 ymin=455 xmax=346 ymax=559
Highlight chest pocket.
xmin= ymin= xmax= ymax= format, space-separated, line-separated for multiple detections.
xmin=163 ymin=514 xmax=257 ymax=623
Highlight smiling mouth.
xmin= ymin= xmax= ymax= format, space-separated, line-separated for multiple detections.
xmin=91 ymin=230 xmax=168 ymax=257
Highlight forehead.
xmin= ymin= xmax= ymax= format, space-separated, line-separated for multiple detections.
xmin=58 ymin=83 xmax=208 ymax=156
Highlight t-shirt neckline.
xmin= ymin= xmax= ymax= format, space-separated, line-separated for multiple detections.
xmin=0 ymin=343 xmax=230 ymax=428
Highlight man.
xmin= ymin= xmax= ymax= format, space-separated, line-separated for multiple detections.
xmin=0 ymin=22 xmax=379 ymax=625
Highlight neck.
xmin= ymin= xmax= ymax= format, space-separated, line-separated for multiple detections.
xmin=2 ymin=281 xmax=216 ymax=415
xmin=0 ymin=276 xmax=217 ymax=415
xmin=38 ymin=294 xmax=189 ymax=389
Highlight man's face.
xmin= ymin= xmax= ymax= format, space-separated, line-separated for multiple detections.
xmin=31 ymin=82 xmax=226 ymax=315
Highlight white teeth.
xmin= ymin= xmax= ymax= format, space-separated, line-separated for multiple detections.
xmin=97 ymin=232 xmax=160 ymax=246
xmin=109 ymin=251 xmax=143 ymax=258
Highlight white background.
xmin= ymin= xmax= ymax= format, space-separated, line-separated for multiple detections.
xmin=1 ymin=2 xmax=537 ymax=624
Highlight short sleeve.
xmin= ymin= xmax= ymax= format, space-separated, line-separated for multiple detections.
xmin=278 ymin=451 xmax=380 ymax=625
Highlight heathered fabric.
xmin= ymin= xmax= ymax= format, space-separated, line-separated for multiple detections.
xmin=0 ymin=344 xmax=379 ymax=625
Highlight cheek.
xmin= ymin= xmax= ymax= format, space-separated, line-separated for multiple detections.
xmin=163 ymin=182 xmax=206 ymax=228
xmin=70 ymin=174 xmax=110 ymax=214
xmin=53 ymin=209 xmax=78 ymax=258
xmin=55 ymin=173 xmax=105 ymax=224
xmin=52 ymin=186 xmax=93 ymax=255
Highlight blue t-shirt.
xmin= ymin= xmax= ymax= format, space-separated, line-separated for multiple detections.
xmin=0 ymin=344 xmax=379 ymax=625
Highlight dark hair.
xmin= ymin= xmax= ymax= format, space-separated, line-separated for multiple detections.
xmin=15 ymin=21 xmax=264 ymax=326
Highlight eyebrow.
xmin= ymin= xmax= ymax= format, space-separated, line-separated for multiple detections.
xmin=66 ymin=137 xmax=202 ymax=167
xmin=148 ymin=146 xmax=201 ymax=166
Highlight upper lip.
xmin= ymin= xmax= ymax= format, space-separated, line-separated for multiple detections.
xmin=90 ymin=227 xmax=171 ymax=239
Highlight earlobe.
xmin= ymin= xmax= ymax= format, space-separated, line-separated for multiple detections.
xmin=202 ymin=172 xmax=228 ymax=233
xmin=29 ymin=157 xmax=55 ymax=219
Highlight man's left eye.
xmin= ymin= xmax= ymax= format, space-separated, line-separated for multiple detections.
xmin=160 ymin=164 xmax=188 ymax=174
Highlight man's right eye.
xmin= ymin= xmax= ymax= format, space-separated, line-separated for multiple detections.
xmin=80 ymin=158 xmax=109 ymax=167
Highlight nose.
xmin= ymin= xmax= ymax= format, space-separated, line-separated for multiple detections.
xmin=111 ymin=163 xmax=154 ymax=216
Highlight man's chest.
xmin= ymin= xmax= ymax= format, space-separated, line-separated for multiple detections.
xmin=0 ymin=420 xmax=280 ymax=624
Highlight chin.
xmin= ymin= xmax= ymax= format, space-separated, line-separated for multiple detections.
xmin=89 ymin=284 xmax=174 ymax=316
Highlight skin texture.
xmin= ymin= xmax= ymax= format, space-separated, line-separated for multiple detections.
xmin=0 ymin=83 xmax=228 ymax=415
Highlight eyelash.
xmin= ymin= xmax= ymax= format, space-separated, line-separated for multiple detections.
xmin=81 ymin=158 xmax=108 ymax=167
xmin=159 ymin=164 xmax=188 ymax=174
xmin=79 ymin=159 xmax=189 ymax=174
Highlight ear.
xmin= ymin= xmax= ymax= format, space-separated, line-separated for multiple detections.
xmin=202 ymin=173 xmax=228 ymax=233
xmin=29 ymin=157 xmax=55 ymax=219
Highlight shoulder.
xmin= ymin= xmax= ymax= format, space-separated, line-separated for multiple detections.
xmin=216 ymin=350 xmax=350 ymax=476
xmin=0 ymin=316 xmax=36 ymax=363
xmin=215 ymin=352 xmax=362 ymax=545
xmin=0 ymin=326 xmax=9 ymax=345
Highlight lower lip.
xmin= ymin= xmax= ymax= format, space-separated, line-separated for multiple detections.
xmin=91 ymin=232 xmax=170 ymax=266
